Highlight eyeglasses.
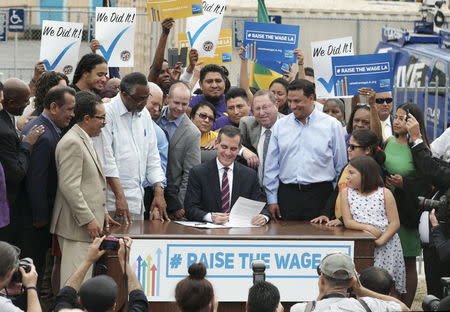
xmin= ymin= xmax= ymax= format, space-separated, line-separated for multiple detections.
xmin=127 ymin=93 xmax=149 ymax=104
xmin=375 ymin=97 xmax=393 ymax=104
xmin=348 ymin=144 xmax=367 ymax=151
xmin=94 ymin=115 xmax=106 ymax=120
xmin=196 ymin=112 xmax=215 ymax=122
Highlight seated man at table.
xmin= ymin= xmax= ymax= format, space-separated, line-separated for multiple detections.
xmin=184 ymin=126 xmax=269 ymax=225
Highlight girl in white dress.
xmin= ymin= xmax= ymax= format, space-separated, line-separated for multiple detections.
xmin=340 ymin=155 xmax=406 ymax=295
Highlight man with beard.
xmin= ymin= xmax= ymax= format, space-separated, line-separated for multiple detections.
xmin=94 ymin=73 xmax=167 ymax=223
xmin=188 ymin=64 xmax=228 ymax=118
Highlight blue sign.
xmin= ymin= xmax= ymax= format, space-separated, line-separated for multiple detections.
xmin=269 ymin=15 xmax=282 ymax=24
xmin=0 ymin=13 xmax=7 ymax=42
xmin=243 ymin=22 xmax=299 ymax=64
xmin=8 ymin=9 xmax=24 ymax=32
xmin=331 ymin=53 xmax=393 ymax=96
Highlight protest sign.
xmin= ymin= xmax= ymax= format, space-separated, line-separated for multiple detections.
xmin=39 ymin=20 xmax=83 ymax=79
xmin=331 ymin=53 xmax=393 ymax=96
xmin=311 ymin=37 xmax=354 ymax=99
xmin=243 ymin=22 xmax=299 ymax=64
xmin=147 ymin=0 xmax=203 ymax=22
xmin=185 ymin=0 xmax=227 ymax=58
xmin=95 ymin=7 xmax=136 ymax=67
xmin=130 ymin=239 xmax=353 ymax=301
xmin=178 ymin=29 xmax=233 ymax=65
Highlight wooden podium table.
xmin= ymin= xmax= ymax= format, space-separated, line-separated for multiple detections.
xmin=107 ymin=220 xmax=374 ymax=312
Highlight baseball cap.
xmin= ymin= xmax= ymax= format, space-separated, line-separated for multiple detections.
xmin=319 ymin=253 xmax=355 ymax=280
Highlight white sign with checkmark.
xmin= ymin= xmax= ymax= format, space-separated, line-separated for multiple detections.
xmin=95 ymin=7 xmax=136 ymax=67
xmin=311 ymin=37 xmax=353 ymax=99
xmin=39 ymin=20 xmax=83 ymax=80
xmin=186 ymin=0 xmax=227 ymax=58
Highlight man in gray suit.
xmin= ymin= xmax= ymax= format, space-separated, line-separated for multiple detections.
xmin=239 ymin=90 xmax=285 ymax=184
xmin=158 ymin=81 xmax=201 ymax=218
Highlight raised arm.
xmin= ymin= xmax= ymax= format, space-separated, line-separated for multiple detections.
xmin=238 ymin=46 xmax=253 ymax=106
xmin=148 ymin=18 xmax=174 ymax=83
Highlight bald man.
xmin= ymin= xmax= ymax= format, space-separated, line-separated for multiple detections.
xmin=158 ymin=81 xmax=200 ymax=218
xmin=146 ymin=82 xmax=164 ymax=121
xmin=0 ymin=78 xmax=44 ymax=244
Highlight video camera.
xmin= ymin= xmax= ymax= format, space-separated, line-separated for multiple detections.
xmin=422 ymin=277 xmax=450 ymax=311
xmin=10 ymin=258 xmax=32 ymax=284
xmin=418 ymin=192 xmax=450 ymax=224
xmin=252 ymin=261 xmax=266 ymax=284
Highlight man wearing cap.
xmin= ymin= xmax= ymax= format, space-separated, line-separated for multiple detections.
xmin=290 ymin=253 xmax=409 ymax=312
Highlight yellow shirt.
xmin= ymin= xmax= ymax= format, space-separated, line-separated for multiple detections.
xmin=335 ymin=165 xmax=349 ymax=219
xmin=201 ymin=131 xmax=218 ymax=146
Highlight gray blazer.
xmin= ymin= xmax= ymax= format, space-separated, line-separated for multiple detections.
xmin=239 ymin=113 xmax=285 ymax=154
xmin=160 ymin=107 xmax=201 ymax=206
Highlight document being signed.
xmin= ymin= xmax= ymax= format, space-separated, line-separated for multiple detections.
xmin=175 ymin=197 xmax=266 ymax=228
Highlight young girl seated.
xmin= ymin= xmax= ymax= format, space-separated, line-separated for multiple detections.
xmin=340 ymin=155 xmax=406 ymax=295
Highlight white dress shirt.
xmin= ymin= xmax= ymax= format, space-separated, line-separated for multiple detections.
xmin=94 ymin=94 xmax=165 ymax=216
xmin=381 ymin=116 xmax=393 ymax=140
xmin=431 ymin=127 xmax=450 ymax=162
xmin=203 ymin=159 xmax=234 ymax=222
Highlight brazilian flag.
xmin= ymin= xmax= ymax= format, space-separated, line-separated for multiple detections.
xmin=249 ymin=0 xmax=282 ymax=90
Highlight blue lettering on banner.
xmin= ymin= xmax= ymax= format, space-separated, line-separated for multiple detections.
xmin=334 ymin=62 xmax=390 ymax=76
xmin=166 ymin=244 xmax=352 ymax=278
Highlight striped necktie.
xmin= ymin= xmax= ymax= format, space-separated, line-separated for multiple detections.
xmin=221 ymin=167 xmax=230 ymax=212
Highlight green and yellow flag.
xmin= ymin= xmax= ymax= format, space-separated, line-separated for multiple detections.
xmin=249 ymin=0 xmax=282 ymax=90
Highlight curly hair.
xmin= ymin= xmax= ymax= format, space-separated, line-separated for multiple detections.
xmin=34 ymin=71 xmax=69 ymax=114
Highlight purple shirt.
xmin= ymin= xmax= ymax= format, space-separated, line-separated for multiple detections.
xmin=212 ymin=116 xmax=238 ymax=131
xmin=0 ymin=162 xmax=10 ymax=228
xmin=189 ymin=94 xmax=227 ymax=118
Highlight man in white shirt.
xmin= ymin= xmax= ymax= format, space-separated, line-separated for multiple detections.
xmin=290 ymin=253 xmax=409 ymax=312
xmin=95 ymin=72 xmax=167 ymax=223
xmin=374 ymin=91 xmax=394 ymax=141
xmin=430 ymin=127 xmax=450 ymax=162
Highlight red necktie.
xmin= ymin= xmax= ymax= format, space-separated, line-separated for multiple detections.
xmin=221 ymin=167 xmax=230 ymax=212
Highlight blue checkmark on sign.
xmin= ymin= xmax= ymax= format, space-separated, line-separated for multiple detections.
xmin=187 ymin=18 xmax=217 ymax=47
xmin=317 ymin=75 xmax=336 ymax=93
xmin=99 ymin=26 xmax=131 ymax=62
xmin=43 ymin=41 xmax=77 ymax=70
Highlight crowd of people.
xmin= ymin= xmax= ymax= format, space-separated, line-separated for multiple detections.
xmin=0 ymin=16 xmax=450 ymax=312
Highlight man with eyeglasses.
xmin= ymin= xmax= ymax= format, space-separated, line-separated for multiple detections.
xmin=239 ymin=90 xmax=285 ymax=184
xmin=374 ymin=91 xmax=394 ymax=141
xmin=94 ymin=72 xmax=167 ymax=224
xmin=158 ymin=81 xmax=201 ymax=219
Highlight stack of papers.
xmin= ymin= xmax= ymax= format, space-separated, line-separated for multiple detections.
xmin=175 ymin=197 xmax=266 ymax=228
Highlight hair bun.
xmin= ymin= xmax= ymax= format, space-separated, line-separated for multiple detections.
xmin=188 ymin=262 xmax=207 ymax=280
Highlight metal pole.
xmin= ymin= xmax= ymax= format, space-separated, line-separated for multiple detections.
xmin=14 ymin=32 xmax=17 ymax=77
xmin=424 ymin=77 xmax=429 ymax=130
xmin=433 ymin=79 xmax=439 ymax=140
xmin=445 ymin=77 xmax=449 ymax=130
xmin=413 ymin=78 xmax=418 ymax=105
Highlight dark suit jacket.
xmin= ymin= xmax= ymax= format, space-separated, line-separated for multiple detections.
xmin=0 ymin=110 xmax=32 ymax=204
xmin=184 ymin=158 xmax=269 ymax=221
xmin=22 ymin=115 xmax=60 ymax=224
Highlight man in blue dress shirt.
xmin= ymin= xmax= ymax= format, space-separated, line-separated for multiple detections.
xmin=263 ymin=79 xmax=347 ymax=221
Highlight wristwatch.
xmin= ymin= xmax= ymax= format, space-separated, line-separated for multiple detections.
xmin=154 ymin=182 xmax=165 ymax=189
xmin=413 ymin=138 xmax=423 ymax=147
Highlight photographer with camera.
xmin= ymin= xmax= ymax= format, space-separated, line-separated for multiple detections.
xmin=290 ymin=253 xmax=409 ymax=312
xmin=406 ymin=115 xmax=450 ymax=299
xmin=54 ymin=236 xmax=148 ymax=312
xmin=0 ymin=241 xmax=42 ymax=312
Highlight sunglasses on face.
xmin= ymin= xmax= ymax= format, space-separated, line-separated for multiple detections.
xmin=196 ymin=112 xmax=215 ymax=122
xmin=375 ymin=97 xmax=393 ymax=104
xmin=348 ymin=144 xmax=367 ymax=151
